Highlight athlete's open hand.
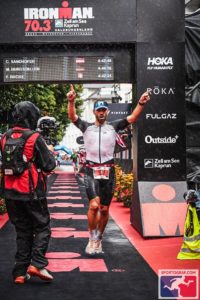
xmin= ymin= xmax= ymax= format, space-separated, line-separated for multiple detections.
xmin=138 ymin=89 xmax=151 ymax=105
xmin=67 ymin=84 xmax=76 ymax=102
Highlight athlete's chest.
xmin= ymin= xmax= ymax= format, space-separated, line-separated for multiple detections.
xmin=84 ymin=124 xmax=116 ymax=143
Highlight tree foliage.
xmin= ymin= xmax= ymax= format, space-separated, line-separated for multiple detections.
xmin=0 ymin=84 xmax=83 ymax=141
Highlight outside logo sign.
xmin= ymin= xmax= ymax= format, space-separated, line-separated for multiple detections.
xmin=144 ymin=135 xmax=179 ymax=144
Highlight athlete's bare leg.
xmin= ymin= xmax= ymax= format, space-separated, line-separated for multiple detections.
xmin=87 ymin=204 xmax=109 ymax=254
xmin=87 ymin=197 xmax=100 ymax=230
xmin=98 ymin=205 xmax=109 ymax=234
xmin=86 ymin=199 xmax=110 ymax=255
xmin=85 ymin=197 xmax=101 ymax=254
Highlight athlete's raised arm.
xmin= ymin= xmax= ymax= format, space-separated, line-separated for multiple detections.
xmin=127 ymin=90 xmax=151 ymax=124
xmin=67 ymin=84 xmax=78 ymax=122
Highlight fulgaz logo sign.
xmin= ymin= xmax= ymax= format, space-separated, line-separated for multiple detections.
xmin=146 ymin=113 xmax=177 ymax=120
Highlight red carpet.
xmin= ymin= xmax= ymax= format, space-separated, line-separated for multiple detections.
xmin=0 ymin=169 xmax=158 ymax=300
xmin=110 ymin=200 xmax=200 ymax=275
xmin=0 ymin=168 xmax=199 ymax=300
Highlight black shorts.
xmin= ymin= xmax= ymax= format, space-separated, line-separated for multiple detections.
xmin=84 ymin=165 xmax=116 ymax=206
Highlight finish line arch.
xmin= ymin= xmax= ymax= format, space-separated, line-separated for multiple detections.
xmin=0 ymin=0 xmax=186 ymax=237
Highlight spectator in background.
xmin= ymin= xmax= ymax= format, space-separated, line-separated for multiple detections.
xmin=71 ymin=149 xmax=79 ymax=176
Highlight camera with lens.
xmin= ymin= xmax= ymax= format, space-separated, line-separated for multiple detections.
xmin=184 ymin=189 xmax=200 ymax=221
xmin=183 ymin=189 xmax=198 ymax=204
xmin=37 ymin=116 xmax=59 ymax=146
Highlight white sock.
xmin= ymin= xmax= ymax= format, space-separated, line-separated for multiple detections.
xmin=89 ymin=229 xmax=96 ymax=240
xmin=95 ymin=230 xmax=103 ymax=241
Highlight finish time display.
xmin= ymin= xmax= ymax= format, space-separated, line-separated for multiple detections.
xmin=3 ymin=56 xmax=114 ymax=82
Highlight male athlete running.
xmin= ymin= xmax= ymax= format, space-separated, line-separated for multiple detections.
xmin=67 ymin=85 xmax=150 ymax=255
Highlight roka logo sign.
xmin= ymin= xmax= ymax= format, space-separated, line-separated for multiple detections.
xmin=147 ymin=87 xmax=175 ymax=95
xmin=147 ymin=57 xmax=174 ymax=70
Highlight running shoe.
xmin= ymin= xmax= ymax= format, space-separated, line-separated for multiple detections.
xmin=85 ymin=239 xmax=96 ymax=255
xmin=94 ymin=240 xmax=104 ymax=254
xmin=27 ymin=265 xmax=53 ymax=281
xmin=14 ymin=274 xmax=31 ymax=284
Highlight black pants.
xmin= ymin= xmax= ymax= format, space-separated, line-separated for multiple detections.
xmin=84 ymin=166 xmax=116 ymax=206
xmin=5 ymin=198 xmax=51 ymax=278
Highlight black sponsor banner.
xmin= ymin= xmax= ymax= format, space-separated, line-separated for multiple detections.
xmin=0 ymin=0 xmax=136 ymax=44
xmin=107 ymin=103 xmax=132 ymax=122
xmin=130 ymin=0 xmax=186 ymax=237
xmin=133 ymin=43 xmax=186 ymax=181
xmin=107 ymin=103 xmax=132 ymax=153
xmin=137 ymin=0 xmax=184 ymax=43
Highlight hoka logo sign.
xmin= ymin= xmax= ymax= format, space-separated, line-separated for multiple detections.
xmin=24 ymin=1 xmax=94 ymax=20
xmin=147 ymin=57 xmax=174 ymax=70
xmin=148 ymin=57 xmax=173 ymax=66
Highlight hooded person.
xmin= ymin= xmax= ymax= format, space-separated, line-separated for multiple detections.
xmin=0 ymin=101 xmax=56 ymax=284
xmin=12 ymin=101 xmax=41 ymax=130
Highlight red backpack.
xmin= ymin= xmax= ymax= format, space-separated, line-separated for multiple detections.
xmin=1 ymin=128 xmax=41 ymax=199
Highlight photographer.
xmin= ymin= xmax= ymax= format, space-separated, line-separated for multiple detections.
xmin=0 ymin=101 xmax=56 ymax=284
xmin=177 ymin=189 xmax=200 ymax=260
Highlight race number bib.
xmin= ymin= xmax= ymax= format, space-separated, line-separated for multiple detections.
xmin=93 ymin=166 xmax=110 ymax=180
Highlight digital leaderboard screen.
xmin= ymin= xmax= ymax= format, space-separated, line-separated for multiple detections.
xmin=3 ymin=56 xmax=114 ymax=82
